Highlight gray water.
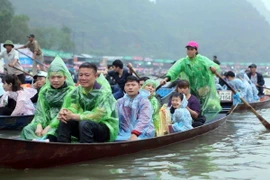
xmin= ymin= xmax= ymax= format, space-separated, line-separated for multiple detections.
xmin=0 ymin=79 xmax=270 ymax=180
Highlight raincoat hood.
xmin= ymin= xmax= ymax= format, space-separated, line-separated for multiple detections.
xmin=180 ymin=94 xmax=188 ymax=108
xmin=45 ymin=55 xmax=74 ymax=87
xmin=141 ymin=79 xmax=158 ymax=97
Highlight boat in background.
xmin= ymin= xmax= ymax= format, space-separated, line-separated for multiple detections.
xmin=0 ymin=115 xmax=34 ymax=130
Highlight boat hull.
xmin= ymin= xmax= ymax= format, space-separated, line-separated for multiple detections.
xmin=233 ymin=96 xmax=270 ymax=112
xmin=0 ymin=115 xmax=34 ymax=130
xmin=0 ymin=114 xmax=228 ymax=169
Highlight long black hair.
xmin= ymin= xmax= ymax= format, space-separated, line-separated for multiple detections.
xmin=2 ymin=74 xmax=22 ymax=91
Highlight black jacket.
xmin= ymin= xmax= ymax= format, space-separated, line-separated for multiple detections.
xmin=247 ymin=72 xmax=265 ymax=95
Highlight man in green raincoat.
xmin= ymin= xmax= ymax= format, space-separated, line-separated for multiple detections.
xmin=160 ymin=41 xmax=221 ymax=117
xmin=57 ymin=62 xmax=118 ymax=143
xmin=21 ymin=56 xmax=74 ymax=141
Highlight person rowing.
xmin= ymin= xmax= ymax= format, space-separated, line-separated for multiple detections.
xmin=160 ymin=41 xmax=222 ymax=118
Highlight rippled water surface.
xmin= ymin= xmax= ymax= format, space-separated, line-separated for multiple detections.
xmin=0 ymin=79 xmax=270 ymax=180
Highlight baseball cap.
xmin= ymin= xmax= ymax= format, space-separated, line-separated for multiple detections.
xmin=248 ymin=64 xmax=257 ymax=68
xmin=33 ymin=71 xmax=47 ymax=79
xmin=185 ymin=41 xmax=198 ymax=49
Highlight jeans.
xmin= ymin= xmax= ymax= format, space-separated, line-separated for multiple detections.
xmin=112 ymin=85 xmax=124 ymax=100
xmin=57 ymin=120 xmax=110 ymax=143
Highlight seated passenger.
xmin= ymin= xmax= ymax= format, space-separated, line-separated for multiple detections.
xmin=139 ymin=76 xmax=150 ymax=87
xmin=31 ymin=71 xmax=47 ymax=103
xmin=0 ymin=77 xmax=5 ymax=96
xmin=236 ymin=71 xmax=259 ymax=102
xmin=0 ymin=74 xmax=36 ymax=116
xmin=141 ymin=79 xmax=160 ymax=133
xmin=57 ymin=62 xmax=118 ymax=143
xmin=116 ymin=76 xmax=154 ymax=141
xmin=107 ymin=60 xmax=133 ymax=99
xmin=21 ymin=56 xmax=74 ymax=141
xmin=169 ymin=92 xmax=193 ymax=132
xmin=169 ymin=80 xmax=206 ymax=127
xmin=225 ymin=71 xmax=246 ymax=105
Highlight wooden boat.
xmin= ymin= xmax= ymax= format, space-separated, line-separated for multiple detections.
xmin=0 ymin=113 xmax=229 ymax=169
xmin=0 ymin=115 xmax=34 ymax=130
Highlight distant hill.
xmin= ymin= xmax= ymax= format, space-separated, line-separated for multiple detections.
xmin=247 ymin=0 xmax=270 ymax=24
xmin=9 ymin=0 xmax=270 ymax=62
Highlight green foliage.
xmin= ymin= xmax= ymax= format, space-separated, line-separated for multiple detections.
xmin=0 ymin=0 xmax=74 ymax=52
xmin=8 ymin=15 xmax=30 ymax=43
xmin=0 ymin=0 xmax=14 ymax=41
xmin=32 ymin=25 xmax=75 ymax=52
xmin=8 ymin=0 xmax=270 ymax=62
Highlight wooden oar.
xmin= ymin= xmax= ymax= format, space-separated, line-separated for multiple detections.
xmin=130 ymin=67 xmax=140 ymax=79
xmin=257 ymin=85 xmax=270 ymax=91
xmin=15 ymin=49 xmax=48 ymax=69
xmin=156 ymin=84 xmax=162 ymax=91
xmin=11 ymin=66 xmax=33 ymax=77
xmin=215 ymin=71 xmax=270 ymax=129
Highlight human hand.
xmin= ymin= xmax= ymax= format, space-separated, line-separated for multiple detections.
xmin=41 ymin=125 xmax=51 ymax=136
xmin=160 ymin=78 xmax=168 ymax=85
xmin=58 ymin=108 xmax=77 ymax=123
xmin=8 ymin=63 xmax=14 ymax=67
xmin=210 ymin=67 xmax=216 ymax=74
xmin=35 ymin=124 xmax=43 ymax=137
xmin=127 ymin=63 xmax=133 ymax=69
xmin=129 ymin=134 xmax=138 ymax=141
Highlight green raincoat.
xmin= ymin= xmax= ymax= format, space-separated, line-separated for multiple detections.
xmin=21 ymin=56 xmax=74 ymax=140
xmin=61 ymin=80 xmax=119 ymax=142
xmin=142 ymin=79 xmax=161 ymax=132
xmin=166 ymin=54 xmax=221 ymax=119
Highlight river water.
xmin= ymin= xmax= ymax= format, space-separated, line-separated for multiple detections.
xmin=0 ymin=79 xmax=270 ymax=180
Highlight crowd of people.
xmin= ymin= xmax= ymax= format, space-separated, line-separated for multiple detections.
xmin=214 ymin=63 xmax=265 ymax=105
xmin=0 ymin=39 xmax=267 ymax=143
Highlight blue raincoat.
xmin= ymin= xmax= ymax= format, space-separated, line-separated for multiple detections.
xmin=171 ymin=95 xmax=193 ymax=132
xmin=236 ymin=71 xmax=259 ymax=102
xmin=116 ymin=91 xmax=155 ymax=141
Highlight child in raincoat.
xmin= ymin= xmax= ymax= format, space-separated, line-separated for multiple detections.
xmin=141 ymin=79 xmax=161 ymax=134
xmin=21 ymin=56 xmax=74 ymax=141
xmin=0 ymin=74 xmax=36 ymax=115
xmin=116 ymin=76 xmax=155 ymax=141
xmin=169 ymin=92 xmax=193 ymax=133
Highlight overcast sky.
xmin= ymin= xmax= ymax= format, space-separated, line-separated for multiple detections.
xmin=261 ymin=0 xmax=270 ymax=10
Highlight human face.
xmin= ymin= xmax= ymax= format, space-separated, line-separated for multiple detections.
xmin=36 ymin=76 xmax=46 ymax=88
xmin=171 ymin=96 xmax=182 ymax=109
xmin=139 ymin=80 xmax=145 ymax=87
xmin=78 ymin=67 xmax=98 ymax=90
xmin=124 ymin=81 xmax=140 ymax=98
xmin=144 ymin=84 xmax=155 ymax=96
xmin=49 ymin=72 xmax=66 ymax=89
xmin=113 ymin=66 xmax=120 ymax=73
xmin=226 ymin=76 xmax=234 ymax=81
xmin=28 ymin=37 xmax=34 ymax=42
xmin=2 ymin=82 xmax=12 ymax=91
xmin=4 ymin=45 xmax=12 ymax=52
xmin=249 ymin=67 xmax=256 ymax=74
xmin=177 ymin=86 xmax=189 ymax=96
xmin=186 ymin=47 xmax=197 ymax=58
